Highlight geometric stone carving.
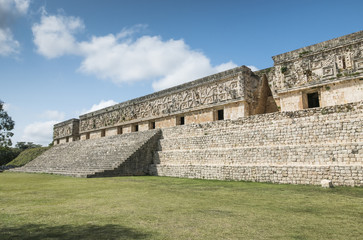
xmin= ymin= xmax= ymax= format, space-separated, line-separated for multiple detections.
xmin=322 ymin=67 xmax=334 ymax=76
xmin=53 ymin=118 xmax=80 ymax=140
xmin=79 ymin=66 xmax=261 ymax=133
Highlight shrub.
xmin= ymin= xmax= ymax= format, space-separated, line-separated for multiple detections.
xmin=0 ymin=147 xmax=21 ymax=165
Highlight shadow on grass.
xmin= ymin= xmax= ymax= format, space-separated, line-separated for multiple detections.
xmin=0 ymin=224 xmax=152 ymax=240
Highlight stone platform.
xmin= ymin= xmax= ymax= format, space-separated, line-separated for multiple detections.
xmin=9 ymin=102 xmax=363 ymax=186
xmin=10 ymin=130 xmax=161 ymax=177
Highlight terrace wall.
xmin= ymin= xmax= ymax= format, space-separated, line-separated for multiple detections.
xmin=150 ymin=101 xmax=363 ymax=186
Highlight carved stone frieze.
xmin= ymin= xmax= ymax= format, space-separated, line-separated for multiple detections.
xmin=53 ymin=119 xmax=80 ymax=140
xmin=268 ymin=32 xmax=363 ymax=93
xmin=79 ymin=66 xmax=259 ymax=132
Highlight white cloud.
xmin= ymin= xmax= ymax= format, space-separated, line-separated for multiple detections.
xmin=40 ymin=110 xmax=65 ymax=121
xmin=32 ymin=13 xmax=84 ymax=58
xmin=22 ymin=120 xmax=58 ymax=146
xmin=33 ymin=13 xmax=239 ymax=91
xmin=0 ymin=0 xmax=29 ymax=56
xmin=78 ymin=34 xmax=238 ymax=91
xmin=13 ymin=0 xmax=29 ymax=14
xmin=21 ymin=109 xmax=65 ymax=146
xmin=0 ymin=28 xmax=19 ymax=56
xmin=82 ymin=99 xmax=118 ymax=114
xmin=0 ymin=0 xmax=29 ymax=18
xmin=247 ymin=65 xmax=259 ymax=71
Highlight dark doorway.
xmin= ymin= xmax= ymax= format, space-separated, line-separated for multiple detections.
xmin=217 ymin=109 xmax=224 ymax=120
xmin=307 ymin=92 xmax=320 ymax=108
xmin=180 ymin=116 xmax=185 ymax=125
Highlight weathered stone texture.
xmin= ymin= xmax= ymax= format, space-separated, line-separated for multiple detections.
xmin=254 ymin=31 xmax=363 ymax=112
xmin=11 ymin=130 xmax=161 ymax=177
xmin=24 ymin=31 xmax=363 ymax=187
xmin=270 ymin=31 xmax=363 ymax=93
xmin=150 ymin=101 xmax=363 ymax=186
xmin=78 ymin=66 xmax=263 ymax=134
xmin=53 ymin=119 xmax=80 ymax=142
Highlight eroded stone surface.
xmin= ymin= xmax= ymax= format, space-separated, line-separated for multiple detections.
xmin=35 ymin=31 xmax=363 ymax=186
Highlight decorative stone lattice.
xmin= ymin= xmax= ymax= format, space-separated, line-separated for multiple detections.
xmin=53 ymin=119 xmax=79 ymax=140
xmin=266 ymin=31 xmax=363 ymax=94
xmin=79 ymin=66 xmax=260 ymax=132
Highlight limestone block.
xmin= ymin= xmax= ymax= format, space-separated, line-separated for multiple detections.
xmin=321 ymin=179 xmax=333 ymax=188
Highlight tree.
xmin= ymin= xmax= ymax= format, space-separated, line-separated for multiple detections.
xmin=0 ymin=146 xmax=21 ymax=165
xmin=15 ymin=142 xmax=42 ymax=151
xmin=0 ymin=100 xmax=15 ymax=147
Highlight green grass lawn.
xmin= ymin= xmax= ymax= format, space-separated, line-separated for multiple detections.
xmin=0 ymin=173 xmax=362 ymax=240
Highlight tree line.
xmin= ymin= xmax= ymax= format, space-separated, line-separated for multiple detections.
xmin=0 ymin=100 xmax=44 ymax=165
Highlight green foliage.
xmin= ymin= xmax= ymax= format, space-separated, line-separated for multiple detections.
xmin=15 ymin=142 xmax=42 ymax=151
xmin=0 ymin=147 xmax=21 ymax=165
xmin=6 ymin=147 xmax=50 ymax=167
xmin=0 ymin=100 xmax=15 ymax=147
xmin=0 ymin=174 xmax=362 ymax=239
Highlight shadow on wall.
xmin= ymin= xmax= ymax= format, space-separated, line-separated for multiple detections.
xmin=0 ymin=224 xmax=152 ymax=240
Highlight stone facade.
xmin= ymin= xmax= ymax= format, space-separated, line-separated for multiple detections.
xmin=255 ymin=30 xmax=363 ymax=112
xmin=54 ymin=66 xmax=276 ymax=143
xmin=37 ymin=31 xmax=363 ymax=186
xmin=53 ymin=119 xmax=80 ymax=144
xmin=151 ymin=101 xmax=363 ymax=186
xmin=54 ymin=31 xmax=363 ymax=144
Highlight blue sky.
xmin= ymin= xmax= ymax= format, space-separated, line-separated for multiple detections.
xmin=1 ymin=0 xmax=362 ymax=146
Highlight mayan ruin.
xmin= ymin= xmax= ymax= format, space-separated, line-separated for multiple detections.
xmin=11 ymin=31 xmax=363 ymax=187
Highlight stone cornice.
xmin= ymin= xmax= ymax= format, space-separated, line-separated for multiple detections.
xmin=79 ymin=66 xmax=252 ymax=119
xmin=272 ymin=30 xmax=363 ymax=64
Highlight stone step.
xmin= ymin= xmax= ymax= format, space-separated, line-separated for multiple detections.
xmin=12 ymin=129 xmax=161 ymax=177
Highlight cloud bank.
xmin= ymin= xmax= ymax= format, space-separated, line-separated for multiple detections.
xmin=0 ymin=0 xmax=29 ymax=56
xmin=32 ymin=13 xmax=84 ymax=58
xmin=32 ymin=12 xmax=248 ymax=91
xmin=81 ymin=99 xmax=118 ymax=114
xmin=21 ymin=100 xmax=118 ymax=145
xmin=22 ymin=110 xmax=65 ymax=146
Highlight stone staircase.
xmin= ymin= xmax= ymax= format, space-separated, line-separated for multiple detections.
xmin=150 ymin=103 xmax=363 ymax=186
xmin=10 ymin=129 xmax=161 ymax=177
xmin=7 ymin=102 xmax=363 ymax=186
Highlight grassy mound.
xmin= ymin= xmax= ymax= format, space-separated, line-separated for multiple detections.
xmin=6 ymin=147 xmax=50 ymax=167
xmin=0 ymin=173 xmax=362 ymax=239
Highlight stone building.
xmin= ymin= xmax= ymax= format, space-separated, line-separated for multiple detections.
xmin=54 ymin=31 xmax=363 ymax=144
xmin=12 ymin=31 xmax=363 ymax=186
xmin=261 ymin=30 xmax=363 ymax=111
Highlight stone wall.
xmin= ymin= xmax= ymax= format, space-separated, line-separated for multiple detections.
xmin=53 ymin=119 xmax=80 ymax=143
xmin=150 ymin=101 xmax=363 ymax=186
xmin=78 ymin=66 xmax=265 ymax=135
xmin=255 ymin=30 xmax=363 ymax=112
